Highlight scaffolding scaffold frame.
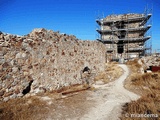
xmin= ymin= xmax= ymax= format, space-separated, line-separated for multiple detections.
xmin=96 ymin=7 xmax=152 ymax=60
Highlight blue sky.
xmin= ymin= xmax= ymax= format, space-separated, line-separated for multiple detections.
xmin=0 ymin=0 xmax=160 ymax=51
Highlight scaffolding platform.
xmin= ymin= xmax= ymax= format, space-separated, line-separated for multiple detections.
xmin=97 ymin=36 xmax=151 ymax=44
xmin=140 ymin=14 xmax=152 ymax=26
xmin=106 ymin=48 xmax=114 ymax=52
xmin=96 ymin=25 xmax=151 ymax=34
xmin=127 ymin=47 xmax=150 ymax=52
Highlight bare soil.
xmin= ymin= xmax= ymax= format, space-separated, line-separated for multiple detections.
xmin=0 ymin=90 xmax=95 ymax=120
xmin=81 ymin=64 xmax=140 ymax=120
xmin=0 ymin=64 xmax=140 ymax=120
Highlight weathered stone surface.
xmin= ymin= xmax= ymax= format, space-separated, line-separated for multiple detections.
xmin=12 ymin=67 xmax=18 ymax=73
xmin=95 ymin=80 xmax=105 ymax=85
xmin=0 ymin=28 xmax=106 ymax=101
xmin=0 ymin=91 xmax=5 ymax=96
xmin=141 ymin=56 xmax=160 ymax=69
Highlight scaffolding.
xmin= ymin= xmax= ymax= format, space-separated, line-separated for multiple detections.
xmin=96 ymin=8 xmax=152 ymax=61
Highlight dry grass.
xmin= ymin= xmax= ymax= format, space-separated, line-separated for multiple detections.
xmin=121 ymin=95 xmax=160 ymax=120
xmin=0 ymin=84 xmax=92 ymax=120
xmin=94 ymin=62 xmax=123 ymax=83
xmin=0 ymin=96 xmax=48 ymax=120
xmin=125 ymin=59 xmax=143 ymax=94
xmin=126 ymin=59 xmax=142 ymax=74
xmin=121 ymin=59 xmax=160 ymax=120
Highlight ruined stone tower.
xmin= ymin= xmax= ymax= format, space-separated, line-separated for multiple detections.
xmin=96 ymin=13 xmax=152 ymax=61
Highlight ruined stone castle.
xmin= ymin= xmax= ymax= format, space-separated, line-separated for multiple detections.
xmin=0 ymin=28 xmax=106 ymax=101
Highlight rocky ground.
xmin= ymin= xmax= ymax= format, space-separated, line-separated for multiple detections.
xmin=0 ymin=57 xmax=160 ymax=120
xmin=0 ymin=64 xmax=140 ymax=120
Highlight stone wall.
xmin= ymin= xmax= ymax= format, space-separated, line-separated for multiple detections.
xmin=104 ymin=13 xmax=144 ymax=21
xmin=0 ymin=28 xmax=106 ymax=101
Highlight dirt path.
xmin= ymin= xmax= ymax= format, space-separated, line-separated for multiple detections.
xmin=81 ymin=64 xmax=140 ymax=120
xmin=0 ymin=64 xmax=140 ymax=120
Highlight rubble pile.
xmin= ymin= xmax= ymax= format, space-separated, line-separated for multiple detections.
xmin=0 ymin=28 xmax=106 ymax=101
xmin=141 ymin=56 xmax=160 ymax=69
xmin=105 ymin=13 xmax=144 ymax=22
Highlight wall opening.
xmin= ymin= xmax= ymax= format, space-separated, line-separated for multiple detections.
xmin=117 ymin=41 xmax=124 ymax=53
xmin=22 ymin=80 xmax=34 ymax=95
